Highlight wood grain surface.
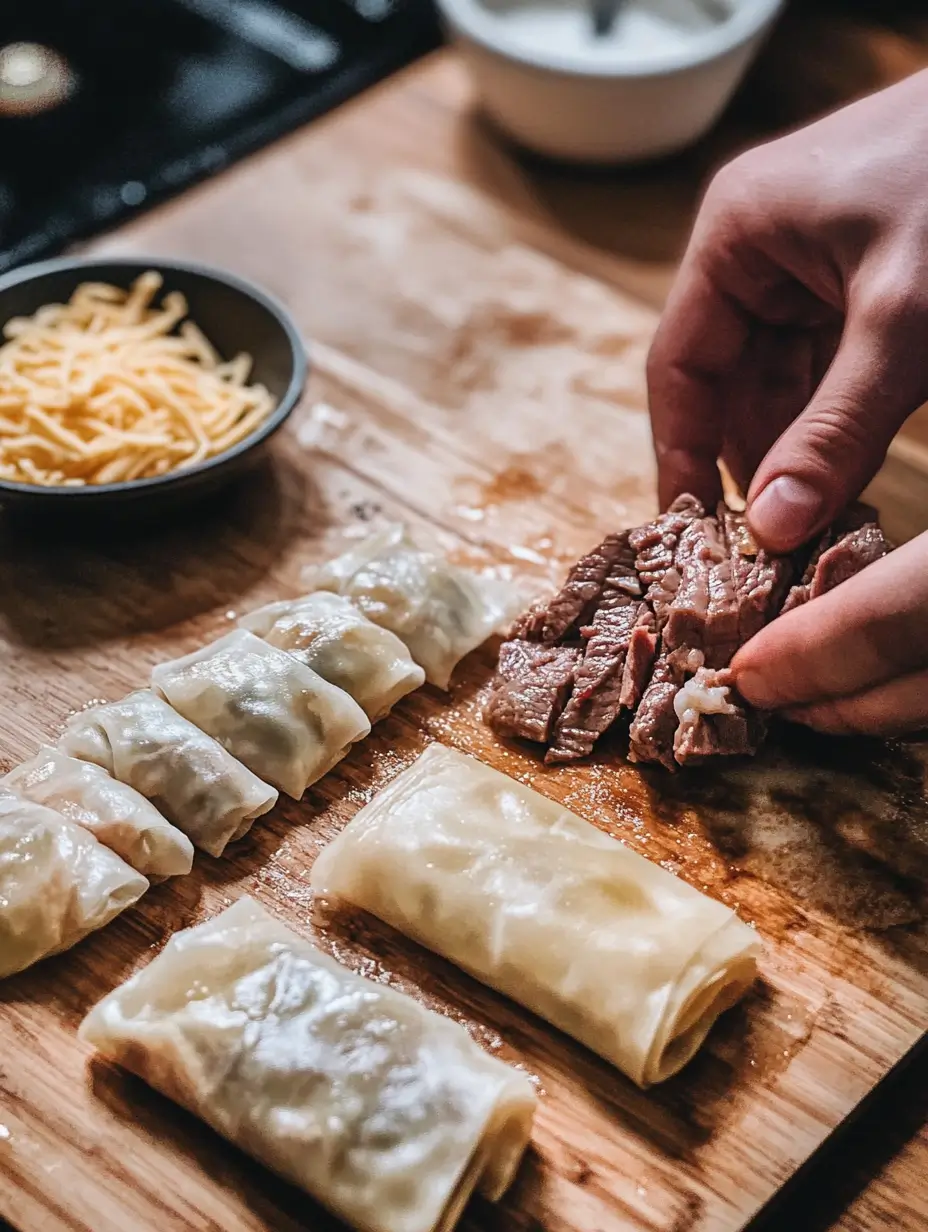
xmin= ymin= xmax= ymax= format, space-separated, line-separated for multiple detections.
xmin=2 ymin=7 xmax=928 ymax=1231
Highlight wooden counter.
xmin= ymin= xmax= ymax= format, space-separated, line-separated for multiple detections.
xmin=1 ymin=5 xmax=926 ymax=1230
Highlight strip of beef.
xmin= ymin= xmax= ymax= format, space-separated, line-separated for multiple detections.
xmin=669 ymin=515 xmax=884 ymax=764
xmin=663 ymin=515 xmax=740 ymax=669
xmin=512 ymin=532 xmax=628 ymax=644
xmin=673 ymin=668 xmax=766 ymax=766
xmin=781 ymin=522 xmax=890 ymax=614
xmin=721 ymin=506 xmax=794 ymax=642
xmin=629 ymin=505 xmax=788 ymax=769
xmin=628 ymin=493 xmax=704 ymax=630
xmin=619 ymin=610 xmax=658 ymax=711
xmin=811 ymin=523 xmax=890 ymax=595
xmin=547 ymin=533 xmax=645 ymax=764
xmin=628 ymin=648 xmax=704 ymax=770
xmin=781 ymin=528 xmax=836 ymax=615
xmin=485 ymin=641 xmax=581 ymax=744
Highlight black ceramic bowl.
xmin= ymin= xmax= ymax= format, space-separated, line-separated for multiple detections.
xmin=0 ymin=256 xmax=308 ymax=516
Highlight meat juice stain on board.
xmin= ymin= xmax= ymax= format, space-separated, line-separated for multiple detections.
xmin=640 ymin=980 xmax=820 ymax=1146
xmin=654 ymin=727 xmax=928 ymax=932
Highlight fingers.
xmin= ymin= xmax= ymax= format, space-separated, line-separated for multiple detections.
xmin=732 ymin=533 xmax=928 ymax=709
xmin=646 ymin=159 xmax=780 ymax=510
xmin=647 ymin=150 xmax=838 ymax=512
xmin=646 ymin=262 xmax=744 ymax=510
xmin=783 ymin=669 xmax=928 ymax=736
xmin=746 ymin=268 xmax=928 ymax=552
xmin=720 ymin=323 xmax=830 ymax=492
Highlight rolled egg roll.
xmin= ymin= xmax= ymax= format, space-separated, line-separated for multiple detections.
xmin=5 ymin=747 xmax=194 ymax=879
xmin=310 ymin=743 xmax=760 ymax=1087
xmin=308 ymin=524 xmax=519 ymax=690
xmin=59 ymin=690 xmax=277 ymax=857
xmin=80 ymin=896 xmax=536 ymax=1232
xmin=239 ymin=591 xmax=425 ymax=722
xmin=0 ymin=788 xmax=148 ymax=978
xmin=151 ymin=630 xmax=371 ymax=799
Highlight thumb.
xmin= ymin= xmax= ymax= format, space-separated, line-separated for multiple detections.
xmin=745 ymin=293 xmax=928 ymax=552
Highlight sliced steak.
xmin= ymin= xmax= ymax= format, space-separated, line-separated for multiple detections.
xmin=628 ymin=506 xmax=787 ymax=768
xmin=485 ymin=641 xmax=581 ymax=744
xmin=512 ymin=531 xmax=628 ymax=644
xmin=673 ymin=668 xmax=766 ymax=766
xmin=721 ymin=506 xmax=794 ymax=643
xmin=488 ymin=492 xmax=891 ymax=770
xmin=782 ymin=528 xmax=836 ymax=615
xmin=811 ymin=523 xmax=890 ymax=595
xmin=619 ymin=610 xmax=658 ymax=711
xmin=547 ymin=534 xmax=645 ymax=763
xmin=629 ymin=493 xmax=704 ymax=630
xmin=663 ymin=515 xmax=740 ymax=669
xmin=781 ymin=521 xmax=890 ymax=614
xmin=628 ymin=647 xmax=705 ymax=770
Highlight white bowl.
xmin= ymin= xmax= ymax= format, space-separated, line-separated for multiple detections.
xmin=437 ymin=0 xmax=785 ymax=164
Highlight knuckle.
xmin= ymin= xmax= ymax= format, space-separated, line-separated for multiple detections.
xmin=702 ymin=157 xmax=764 ymax=234
xmin=789 ymin=403 xmax=876 ymax=472
xmin=646 ymin=340 xmax=682 ymax=401
xmin=787 ymin=693 xmax=867 ymax=735
xmin=857 ymin=288 xmax=924 ymax=335
xmin=855 ymin=259 xmax=928 ymax=335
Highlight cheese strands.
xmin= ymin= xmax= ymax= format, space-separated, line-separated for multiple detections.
xmin=0 ymin=272 xmax=274 ymax=486
xmin=311 ymin=743 xmax=761 ymax=1087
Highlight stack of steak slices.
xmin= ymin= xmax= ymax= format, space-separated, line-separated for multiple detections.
xmin=486 ymin=496 xmax=891 ymax=769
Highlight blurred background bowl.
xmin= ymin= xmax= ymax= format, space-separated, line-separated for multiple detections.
xmin=438 ymin=0 xmax=787 ymax=164
xmin=0 ymin=255 xmax=307 ymax=519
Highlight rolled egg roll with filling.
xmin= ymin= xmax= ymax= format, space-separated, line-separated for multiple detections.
xmin=151 ymin=630 xmax=371 ymax=799
xmin=59 ymin=690 xmax=277 ymax=857
xmin=308 ymin=524 xmax=519 ymax=689
xmin=5 ymin=747 xmax=194 ymax=879
xmin=311 ymin=744 xmax=760 ymax=1088
xmin=0 ymin=788 xmax=148 ymax=978
xmin=80 ymin=896 xmax=536 ymax=1232
xmin=240 ymin=591 xmax=425 ymax=721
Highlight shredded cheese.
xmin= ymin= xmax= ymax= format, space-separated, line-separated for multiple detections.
xmin=0 ymin=271 xmax=276 ymax=486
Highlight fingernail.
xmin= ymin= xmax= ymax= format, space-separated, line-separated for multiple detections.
xmin=735 ymin=669 xmax=778 ymax=709
xmin=748 ymin=476 xmax=824 ymax=552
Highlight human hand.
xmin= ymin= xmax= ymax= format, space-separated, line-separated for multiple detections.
xmin=647 ymin=68 xmax=928 ymax=553
xmin=731 ymin=530 xmax=928 ymax=735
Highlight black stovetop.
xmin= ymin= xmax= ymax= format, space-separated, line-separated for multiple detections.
xmin=0 ymin=0 xmax=441 ymax=273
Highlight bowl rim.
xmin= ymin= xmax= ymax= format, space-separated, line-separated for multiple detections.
xmin=0 ymin=254 xmax=308 ymax=500
xmin=437 ymin=0 xmax=785 ymax=80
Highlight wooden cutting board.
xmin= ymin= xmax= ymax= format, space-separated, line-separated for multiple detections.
xmin=2 ymin=55 xmax=928 ymax=1232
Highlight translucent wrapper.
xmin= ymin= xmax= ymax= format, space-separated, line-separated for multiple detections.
xmin=311 ymin=744 xmax=760 ymax=1087
xmin=152 ymin=630 xmax=370 ymax=799
xmin=60 ymin=690 xmax=277 ymax=857
xmin=5 ymin=747 xmax=193 ymax=879
xmin=308 ymin=524 xmax=519 ymax=689
xmin=240 ymin=591 xmax=425 ymax=721
xmin=0 ymin=788 xmax=147 ymax=978
xmin=80 ymin=897 xmax=536 ymax=1232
